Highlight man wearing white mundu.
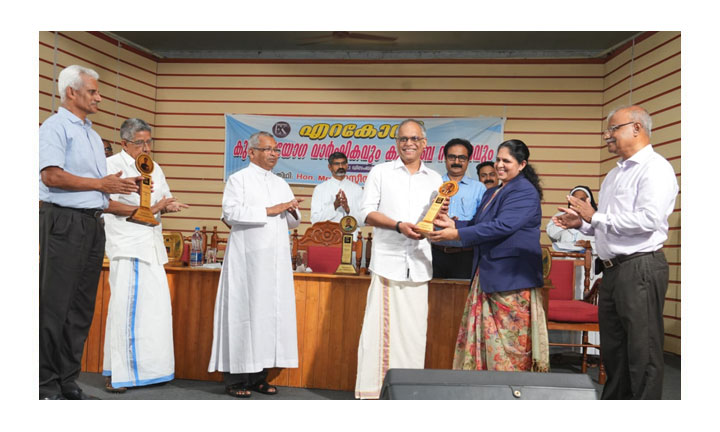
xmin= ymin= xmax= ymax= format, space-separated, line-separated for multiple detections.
xmin=354 ymin=119 xmax=442 ymax=399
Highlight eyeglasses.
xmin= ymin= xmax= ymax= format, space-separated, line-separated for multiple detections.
xmin=397 ymin=136 xmax=426 ymax=144
xmin=446 ymin=155 xmax=469 ymax=162
xmin=602 ymin=122 xmax=635 ymax=135
xmin=127 ymin=139 xmax=153 ymax=146
xmin=252 ymin=147 xmax=281 ymax=154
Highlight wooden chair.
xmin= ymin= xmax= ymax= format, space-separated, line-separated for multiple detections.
xmin=543 ymin=240 xmax=606 ymax=384
xmin=291 ymin=221 xmax=365 ymax=274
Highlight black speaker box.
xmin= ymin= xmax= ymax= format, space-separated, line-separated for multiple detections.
xmin=380 ymin=368 xmax=598 ymax=400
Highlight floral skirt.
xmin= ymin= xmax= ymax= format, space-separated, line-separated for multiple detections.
xmin=453 ymin=273 xmax=549 ymax=372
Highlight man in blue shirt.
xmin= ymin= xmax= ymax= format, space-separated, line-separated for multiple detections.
xmin=431 ymin=138 xmax=486 ymax=279
xmin=39 ymin=65 xmax=140 ymax=400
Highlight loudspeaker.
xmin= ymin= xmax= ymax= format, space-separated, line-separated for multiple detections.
xmin=380 ymin=369 xmax=598 ymax=400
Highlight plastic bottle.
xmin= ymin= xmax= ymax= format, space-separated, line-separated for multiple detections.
xmin=190 ymin=227 xmax=204 ymax=267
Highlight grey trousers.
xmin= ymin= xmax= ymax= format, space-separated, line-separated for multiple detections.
xmin=599 ymin=250 xmax=668 ymax=399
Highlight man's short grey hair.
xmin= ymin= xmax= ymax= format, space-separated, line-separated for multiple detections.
xmin=249 ymin=131 xmax=275 ymax=148
xmin=58 ymin=65 xmax=99 ymax=103
xmin=396 ymin=119 xmax=427 ymax=139
xmin=607 ymin=105 xmax=653 ymax=137
xmin=120 ymin=118 xmax=152 ymax=141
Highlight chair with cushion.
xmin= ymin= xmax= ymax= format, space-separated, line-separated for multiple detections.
xmin=291 ymin=221 xmax=365 ymax=274
xmin=543 ymin=240 xmax=606 ymax=384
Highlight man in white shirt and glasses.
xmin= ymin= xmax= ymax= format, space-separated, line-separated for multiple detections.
xmin=102 ymin=118 xmax=189 ymax=393
xmin=354 ymin=119 xmax=442 ymax=399
xmin=552 ymin=105 xmax=678 ymax=399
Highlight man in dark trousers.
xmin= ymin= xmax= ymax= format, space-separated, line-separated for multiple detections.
xmin=553 ymin=105 xmax=678 ymax=399
xmin=39 ymin=64 xmax=139 ymax=400
xmin=431 ymin=138 xmax=486 ymax=279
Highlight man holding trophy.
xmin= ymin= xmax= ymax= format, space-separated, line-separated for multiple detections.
xmin=354 ymin=119 xmax=443 ymax=399
xmin=102 ymin=118 xmax=188 ymax=392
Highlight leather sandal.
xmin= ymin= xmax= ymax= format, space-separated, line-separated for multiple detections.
xmin=104 ymin=377 xmax=127 ymax=393
xmin=225 ymin=383 xmax=252 ymax=398
xmin=250 ymin=381 xmax=278 ymax=395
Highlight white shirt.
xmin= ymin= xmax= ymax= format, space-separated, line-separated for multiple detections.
xmin=360 ymin=159 xmax=443 ymax=282
xmin=104 ymin=150 xmax=171 ymax=264
xmin=310 ymin=177 xmax=364 ymax=226
xmin=579 ymin=145 xmax=678 ymax=260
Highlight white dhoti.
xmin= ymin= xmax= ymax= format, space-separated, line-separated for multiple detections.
xmin=355 ymin=274 xmax=429 ymax=399
xmin=103 ymin=257 xmax=174 ymax=387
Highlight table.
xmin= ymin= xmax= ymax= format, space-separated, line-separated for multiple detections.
xmin=81 ymin=266 xmax=470 ymax=391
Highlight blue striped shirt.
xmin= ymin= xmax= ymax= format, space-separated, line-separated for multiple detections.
xmin=443 ymin=174 xmax=486 ymax=221
xmin=39 ymin=107 xmax=108 ymax=209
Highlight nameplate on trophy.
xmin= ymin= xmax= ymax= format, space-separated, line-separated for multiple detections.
xmin=127 ymin=153 xmax=159 ymax=227
xmin=335 ymin=216 xmax=358 ymax=275
xmin=416 ymin=180 xmax=459 ymax=232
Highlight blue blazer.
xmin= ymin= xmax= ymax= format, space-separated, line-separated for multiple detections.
xmin=456 ymin=174 xmax=543 ymax=293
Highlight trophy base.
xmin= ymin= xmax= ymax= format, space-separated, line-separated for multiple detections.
xmin=127 ymin=207 xmax=159 ymax=226
xmin=335 ymin=263 xmax=358 ymax=275
xmin=415 ymin=220 xmax=434 ymax=233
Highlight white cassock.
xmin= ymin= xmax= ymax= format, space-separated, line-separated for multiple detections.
xmin=102 ymin=150 xmax=174 ymax=388
xmin=208 ymin=162 xmax=300 ymax=373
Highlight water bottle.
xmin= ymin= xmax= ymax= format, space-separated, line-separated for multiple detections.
xmin=190 ymin=227 xmax=203 ymax=267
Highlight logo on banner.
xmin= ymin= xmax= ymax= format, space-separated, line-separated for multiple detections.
xmin=273 ymin=121 xmax=291 ymax=138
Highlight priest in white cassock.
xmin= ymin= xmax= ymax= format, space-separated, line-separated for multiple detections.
xmin=208 ymin=131 xmax=302 ymax=398
xmin=102 ymin=118 xmax=189 ymax=393
xmin=354 ymin=119 xmax=443 ymax=399
xmin=310 ymin=151 xmax=364 ymax=231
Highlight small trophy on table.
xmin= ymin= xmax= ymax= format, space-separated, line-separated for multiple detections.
xmin=335 ymin=215 xmax=359 ymax=275
xmin=127 ymin=153 xmax=159 ymax=226
xmin=415 ymin=180 xmax=459 ymax=233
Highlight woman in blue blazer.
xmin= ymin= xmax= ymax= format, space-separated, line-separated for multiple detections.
xmin=426 ymin=139 xmax=549 ymax=372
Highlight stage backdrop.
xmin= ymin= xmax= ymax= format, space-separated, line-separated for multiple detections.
xmin=225 ymin=115 xmax=505 ymax=185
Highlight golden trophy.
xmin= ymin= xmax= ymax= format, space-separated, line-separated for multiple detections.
xmin=335 ymin=215 xmax=359 ymax=275
xmin=415 ymin=180 xmax=459 ymax=232
xmin=127 ymin=153 xmax=159 ymax=226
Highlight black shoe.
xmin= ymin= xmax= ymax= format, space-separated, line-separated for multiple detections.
xmin=41 ymin=394 xmax=66 ymax=400
xmin=62 ymin=389 xmax=100 ymax=400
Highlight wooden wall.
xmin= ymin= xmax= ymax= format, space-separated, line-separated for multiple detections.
xmin=39 ymin=32 xmax=158 ymax=150
xmin=152 ymin=59 xmax=607 ymax=243
xmin=39 ymin=31 xmax=681 ymax=354
xmin=600 ymin=32 xmax=682 ymax=353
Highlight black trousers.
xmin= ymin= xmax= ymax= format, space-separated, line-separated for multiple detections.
xmin=431 ymin=247 xmax=474 ymax=279
xmin=223 ymin=369 xmax=269 ymax=388
xmin=39 ymin=204 xmax=105 ymax=398
xmin=599 ymin=250 xmax=668 ymax=399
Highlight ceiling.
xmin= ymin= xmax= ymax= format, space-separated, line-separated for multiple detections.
xmin=105 ymin=31 xmax=643 ymax=60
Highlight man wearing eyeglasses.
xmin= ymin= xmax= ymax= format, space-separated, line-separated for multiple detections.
xmin=101 ymin=118 xmax=189 ymax=393
xmin=432 ymin=138 xmax=486 ymax=279
xmin=355 ymin=119 xmax=443 ymax=399
xmin=39 ymin=65 xmax=141 ymax=400
xmin=209 ymin=131 xmax=302 ymax=398
xmin=552 ymin=105 xmax=678 ymax=399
